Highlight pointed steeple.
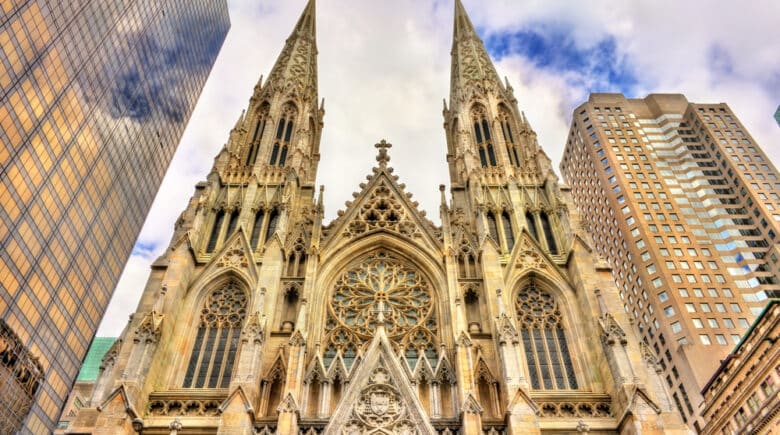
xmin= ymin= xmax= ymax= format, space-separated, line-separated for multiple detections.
xmin=258 ymin=0 xmax=318 ymax=103
xmin=450 ymin=0 xmax=504 ymax=104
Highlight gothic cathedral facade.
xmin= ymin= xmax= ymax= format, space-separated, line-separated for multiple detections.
xmin=67 ymin=1 xmax=691 ymax=434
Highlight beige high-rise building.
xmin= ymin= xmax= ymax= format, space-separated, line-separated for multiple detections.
xmin=63 ymin=2 xmax=690 ymax=434
xmin=0 ymin=1 xmax=229 ymax=433
xmin=560 ymin=93 xmax=780 ymax=429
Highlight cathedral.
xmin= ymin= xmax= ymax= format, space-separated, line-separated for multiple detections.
xmin=65 ymin=1 xmax=691 ymax=434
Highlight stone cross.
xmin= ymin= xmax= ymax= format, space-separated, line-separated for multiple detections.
xmin=375 ymin=139 xmax=392 ymax=166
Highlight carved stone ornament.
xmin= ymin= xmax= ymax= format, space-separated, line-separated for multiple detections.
xmin=461 ymin=392 xmax=483 ymax=415
xmin=277 ymin=392 xmax=300 ymax=415
xmin=240 ymin=312 xmax=265 ymax=345
xmin=599 ymin=313 xmax=628 ymax=346
xmin=134 ymin=311 xmax=163 ymax=344
xmin=515 ymin=238 xmax=545 ymax=271
xmin=495 ymin=313 xmax=519 ymax=345
xmin=341 ymin=365 xmax=418 ymax=434
xmin=216 ymin=247 xmax=249 ymax=269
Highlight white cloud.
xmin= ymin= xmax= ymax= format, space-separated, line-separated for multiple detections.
xmin=98 ymin=0 xmax=780 ymax=336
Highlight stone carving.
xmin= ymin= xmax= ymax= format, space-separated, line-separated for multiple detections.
xmin=536 ymin=399 xmax=612 ymax=418
xmin=324 ymin=250 xmax=437 ymax=356
xmin=599 ymin=313 xmax=628 ymax=346
xmin=216 ymin=246 xmax=249 ymax=269
xmin=147 ymin=398 xmax=221 ymax=417
xmin=341 ymin=365 xmax=418 ymax=434
xmin=343 ymin=179 xmax=421 ymax=239
xmin=515 ymin=238 xmax=545 ymax=271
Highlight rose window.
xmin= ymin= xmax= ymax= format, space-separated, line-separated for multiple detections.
xmin=325 ymin=250 xmax=437 ymax=361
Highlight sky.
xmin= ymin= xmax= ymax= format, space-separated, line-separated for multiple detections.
xmin=98 ymin=0 xmax=780 ymax=336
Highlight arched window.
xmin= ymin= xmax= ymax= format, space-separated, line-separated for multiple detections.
xmin=499 ymin=108 xmax=520 ymax=167
xmin=225 ymin=209 xmax=239 ymax=237
xmin=286 ymin=239 xmax=307 ymax=277
xmin=502 ymin=211 xmax=515 ymax=251
xmin=183 ymin=281 xmax=247 ymax=388
xmin=515 ymin=282 xmax=577 ymax=390
xmin=525 ymin=212 xmax=539 ymax=242
xmin=269 ymin=104 xmax=296 ymax=166
xmin=541 ymin=211 xmax=558 ymax=254
xmin=206 ymin=210 xmax=225 ymax=253
xmin=265 ymin=209 xmax=279 ymax=242
xmin=250 ymin=209 xmax=265 ymax=249
xmin=486 ymin=212 xmax=499 ymax=243
xmin=472 ymin=106 xmax=496 ymax=167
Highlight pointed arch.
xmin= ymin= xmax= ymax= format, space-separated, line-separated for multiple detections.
xmin=250 ymin=208 xmax=265 ymax=249
xmin=265 ymin=208 xmax=279 ymax=243
xmin=501 ymin=210 xmax=515 ymax=251
xmin=206 ymin=209 xmax=225 ymax=253
xmin=261 ymin=354 xmax=287 ymax=417
xmin=515 ymin=280 xmax=578 ymax=390
xmin=183 ymin=279 xmax=248 ymax=388
xmin=471 ymin=104 xmax=495 ymax=167
xmin=246 ymin=102 xmax=270 ymax=166
xmin=285 ymin=237 xmax=307 ymax=277
xmin=486 ymin=211 xmax=499 ymax=243
xmin=540 ymin=211 xmax=558 ymax=254
xmin=270 ymin=103 xmax=297 ymax=166
xmin=525 ymin=211 xmax=539 ymax=242
xmin=498 ymin=104 xmax=520 ymax=167
xmin=474 ymin=358 xmax=500 ymax=419
xmin=278 ymin=281 xmax=301 ymax=332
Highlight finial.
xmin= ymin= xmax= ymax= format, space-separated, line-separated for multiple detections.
xmin=317 ymin=185 xmax=324 ymax=210
xmin=439 ymin=184 xmax=447 ymax=206
xmin=375 ymin=139 xmax=392 ymax=166
xmin=443 ymin=98 xmax=448 ymax=112
xmin=373 ymin=300 xmax=390 ymax=334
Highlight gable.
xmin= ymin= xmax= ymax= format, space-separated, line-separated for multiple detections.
xmin=322 ymin=144 xmax=441 ymax=255
xmin=325 ymin=324 xmax=436 ymax=435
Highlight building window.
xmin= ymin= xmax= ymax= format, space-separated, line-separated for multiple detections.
xmin=516 ymin=282 xmax=578 ymax=390
xmin=183 ymin=281 xmax=247 ymax=388
xmin=207 ymin=209 xmax=226 ymax=253
xmin=269 ymin=104 xmax=297 ymax=166
xmin=472 ymin=106 xmax=496 ymax=167
xmin=540 ymin=211 xmax=558 ymax=254
xmin=501 ymin=211 xmax=515 ymax=251
xmin=250 ymin=209 xmax=265 ymax=249
xmin=486 ymin=211 xmax=499 ymax=243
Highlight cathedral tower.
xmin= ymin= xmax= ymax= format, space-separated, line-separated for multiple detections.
xmin=64 ymin=1 xmax=690 ymax=433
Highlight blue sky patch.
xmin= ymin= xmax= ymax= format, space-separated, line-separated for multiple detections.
xmin=484 ymin=25 xmax=640 ymax=97
xmin=132 ymin=241 xmax=159 ymax=259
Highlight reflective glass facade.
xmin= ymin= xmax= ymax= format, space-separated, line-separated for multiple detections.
xmin=0 ymin=1 xmax=229 ymax=432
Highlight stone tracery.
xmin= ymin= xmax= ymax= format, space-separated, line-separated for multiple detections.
xmin=325 ymin=250 xmax=438 ymax=358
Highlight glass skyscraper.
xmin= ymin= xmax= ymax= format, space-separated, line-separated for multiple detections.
xmin=0 ymin=1 xmax=229 ymax=432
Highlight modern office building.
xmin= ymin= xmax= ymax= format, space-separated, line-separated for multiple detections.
xmin=560 ymin=93 xmax=780 ymax=428
xmin=63 ymin=1 xmax=687 ymax=433
xmin=0 ymin=1 xmax=229 ymax=432
xmin=701 ymin=299 xmax=780 ymax=434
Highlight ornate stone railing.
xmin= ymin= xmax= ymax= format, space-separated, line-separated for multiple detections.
xmin=531 ymin=392 xmax=613 ymax=418
xmin=146 ymin=390 xmax=227 ymax=417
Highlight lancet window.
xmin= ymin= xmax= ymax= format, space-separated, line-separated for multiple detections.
xmin=285 ymin=238 xmax=307 ymax=277
xmin=246 ymin=103 xmax=269 ymax=166
xmin=206 ymin=207 xmax=241 ymax=253
xmin=526 ymin=211 xmax=539 ymax=242
xmin=515 ymin=282 xmax=577 ymax=390
xmin=499 ymin=108 xmax=521 ymax=167
xmin=248 ymin=207 xmax=279 ymax=249
xmin=183 ymin=281 xmax=247 ymax=388
xmin=541 ymin=211 xmax=558 ymax=254
xmin=206 ymin=209 xmax=225 ymax=253
xmin=279 ymin=282 xmax=300 ymax=332
xmin=269 ymin=104 xmax=296 ymax=166
xmin=457 ymin=246 xmax=480 ymax=279
xmin=487 ymin=210 xmax=515 ymax=253
xmin=250 ymin=209 xmax=265 ymax=249
xmin=472 ymin=106 xmax=496 ymax=167
xmin=323 ymin=250 xmax=438 ymax=362
xmin=464 ymin=284 xmax=483 ymax=334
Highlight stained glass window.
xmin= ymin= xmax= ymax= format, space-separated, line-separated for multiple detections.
xmin=515 ymin=282 xmax=577 ymax=390
xmin=183 ymin=281 xmax=247 ymax=388
xmin=324 ymin=250 xmax=438 ymax=362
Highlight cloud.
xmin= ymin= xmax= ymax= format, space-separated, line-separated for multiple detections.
xmin=98 ymin=0 xmax=780 ymax=336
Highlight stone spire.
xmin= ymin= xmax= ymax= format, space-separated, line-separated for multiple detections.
xmin=258 ymin=0 xmax=318 ymax=104
xmin=449 ymin=0 xmax=504 ymax=105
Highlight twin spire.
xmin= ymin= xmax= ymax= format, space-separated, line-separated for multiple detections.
xmin=261 ymin=0 xmax=503 ymax=109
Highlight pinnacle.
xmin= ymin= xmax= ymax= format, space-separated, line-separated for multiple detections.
xmin=292 ymin=0 xmax=316 ymax=40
